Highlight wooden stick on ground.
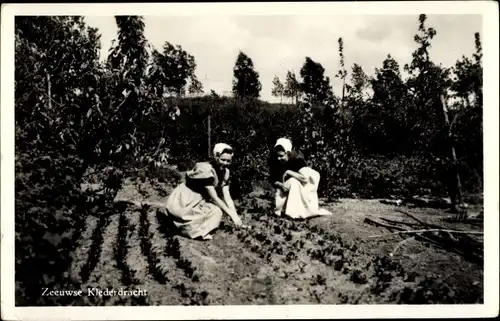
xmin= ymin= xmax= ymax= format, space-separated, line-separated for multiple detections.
xmin=395 ymin=209 xmax=480 ymax=246
xmin=380 ymin=217 xmax=421 ymax=227
xmin=363 ymin=217 xmax=406 ymax=231
xmin=365 ymin=216 xmax=483 ymax=262
xmin=413 ymin=233 xmax=468 ymax=257
xmin=395 ymin=209 xmax=444 ymax=229
xmin=369 ymin=228 xmax=484 ymax=238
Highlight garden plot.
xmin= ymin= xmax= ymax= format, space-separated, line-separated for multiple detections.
xmin=70 ymin=176 xmax=483 ymax=305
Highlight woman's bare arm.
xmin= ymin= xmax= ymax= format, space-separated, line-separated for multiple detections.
xmin=274 ymin=181 xmax=285 ymax=188
xmin=222 ymin=186 xmax=236 ymax=211
xmin=205 ymin=186 xmax=240 ymax=223
xmin=283 ymin=170 xmax=308 ymax=184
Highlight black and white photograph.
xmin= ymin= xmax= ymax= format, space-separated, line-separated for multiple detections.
xmin=1 ymin=2 xmax=498 ymax=320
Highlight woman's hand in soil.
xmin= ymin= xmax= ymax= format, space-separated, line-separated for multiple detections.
xmin=231 ymin=214 xmax=251 ymax=229
xmin=231 ymin=213 xmax=243 ymax=225
xmin=235 ymin=221 xmax=251 ymax=229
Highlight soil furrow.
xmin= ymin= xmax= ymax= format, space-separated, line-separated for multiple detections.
xmin=124 ymin=209 xmax=151 ymax=286
xmin=138 ymin=205 xmax=169 ymax=284
xmin=121 ymin=207 xmax=184 ymax=305
xmin=85 ymin=214 xmax=124 ymax=305
xmin=174 ymin=228 xmax=269 ymax=305
xmin=153 ymin=210 xmax=213 ymax=305
xmin=115 ymin=212 xmax=134 ymax=286
xmin=146 ymin=208 xmax=175 ymax=283
xmin=69 ymin=215 xmax=99 ymax=284
xmin=79 ymin=215 xmax=108 ymax=284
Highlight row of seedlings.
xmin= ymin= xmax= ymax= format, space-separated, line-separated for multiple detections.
xmin=79 ymin=215 xmax=109 ymax=285
xmin=69 ymin=215 xmax=99 ymax=284
xmin=85 ymin=213 xmax=123 ymax=305
xmin=139 ymin=204 xmax=170 ymax=284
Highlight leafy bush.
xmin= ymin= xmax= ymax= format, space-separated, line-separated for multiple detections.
xmin=14 ymin=16 xmax=175 ymax=305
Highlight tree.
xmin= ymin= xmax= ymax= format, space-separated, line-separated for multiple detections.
xmin=315 ymin=38 xmax=355 ymax=198
xmin=99 ymin=16 xmax=153 ymax=167
xmin=449 ymin=32 xmax=483 ymax=195
xmin=345 ymin=63 xmax=369 ymax=112
xmin=299 ymin=57 xmax=333 ymax=106
xmin=350 ymin=63 xmax=369 ymax=97
xmin=405 ymin=14 xmax=464 ymax=213
xmin=297 ymin=56 xmax=339 ymax=186
xmin=15 ymin=17 xmax=102 ymax=156
xmin=335 ymin=37 xmax=348 ymax=109
xmin=232 ymin=51 xmax=262 ymax=98
xmin=372 ymin=55 xmax=404 ymax=100
xmin=451 ymin=32 xmax=482 ymax=108
xmin=404 ymin=14 xmax=452 ymax=152
xmin=108 ymin=16 xmax=149 ymax=95
xmin=188 ymin=75 xmax=204 ymax=97
xmin=472 ymin=32 xmax=483 ymax=108
xmin=271 ymin=75 xmax=284 ymax=103
xmin=283 ymin=70 xmax=301 ymax=104
xmin=146 ymin=49 xmax=168 ymax=97
xmin=361 ymin=55 xmax=409 ymax=154
xmin=210 ymin=89 xmax=219 ymax=98
xmin=149 ymin=42 xmax=198 ymax=97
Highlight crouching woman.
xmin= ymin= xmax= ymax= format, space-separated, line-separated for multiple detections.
xmin=269 ymin=138 xmax=332 ymax=219
xmin=165 ymin=143 xmax=246 ymax=240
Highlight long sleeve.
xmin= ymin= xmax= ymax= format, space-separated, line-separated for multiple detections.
xmin=289 ymin=151 xmax=307 ymax=172
xmin=268 ymin=156 xmax=282 ymax=184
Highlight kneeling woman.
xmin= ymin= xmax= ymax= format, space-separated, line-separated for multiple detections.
xmin=166 ymin=143 xmax=246 ymax=240
xmin=269 ymin=138 xmax=332 ymax=219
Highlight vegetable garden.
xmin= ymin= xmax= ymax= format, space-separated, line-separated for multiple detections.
xmin=14 ymin=15 xmax=483 ymax=306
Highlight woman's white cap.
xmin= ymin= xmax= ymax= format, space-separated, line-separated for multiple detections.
xmin=213 ymin=143 xmax=233 ymax=156
xmin=275 ymin=137 xmax=292 ymax=153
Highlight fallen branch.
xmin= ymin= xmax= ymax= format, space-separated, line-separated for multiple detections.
xmin=363 ymin=217 xmax=406 ymax=231
xmin=443 ymin=231 xmax=459 ymax=242
xmin=383 ymin=229 xmax=472 ymax=259
xmin=419 ymin=233 xmax=483 ymax=263
xmin=369 ymin=229 xmax=483 ymax=238
xmin=372 ymin=214 xmax=484 ymax=264
xmin=413 ymin=233 xmax=468 ymax=258
xmin=380 ymin=217 xmax=421 ymax=227
xmin=395 ymin=209 xmax=444 ymax=229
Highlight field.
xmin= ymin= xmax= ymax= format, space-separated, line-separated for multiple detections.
xmin=68 ymin=169 xmax=483 ymax=305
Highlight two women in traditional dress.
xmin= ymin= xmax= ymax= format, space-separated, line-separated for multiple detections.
xmin=165 ymin=137 xmax=330 ymax=241
xmin=165 ymin=143 xmax=247 ymax=240
xmin=268 ymin=138 xmax=332 ymax=219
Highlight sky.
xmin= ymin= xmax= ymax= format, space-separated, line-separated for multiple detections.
xmin=84 ymin=14 xmax=482 ymax=103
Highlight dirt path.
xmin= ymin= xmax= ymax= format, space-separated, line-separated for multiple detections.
xmin=72 ymin=178 xmax=483 ymax=305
